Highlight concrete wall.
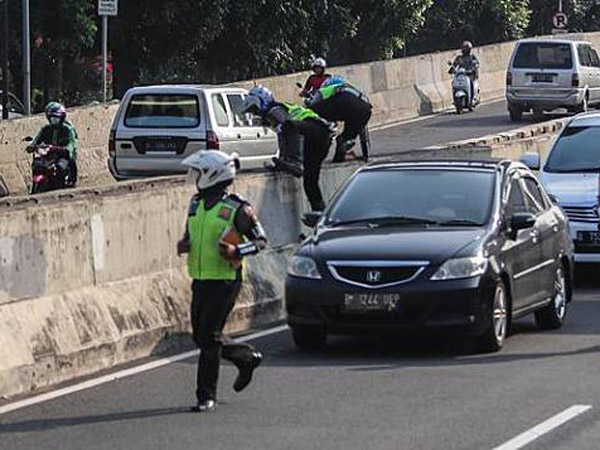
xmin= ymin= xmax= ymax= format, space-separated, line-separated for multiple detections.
xmin=0 ymin=117 xmax=565 ymax=399
xmin=1 ymin=32 xmax=595 ymax=196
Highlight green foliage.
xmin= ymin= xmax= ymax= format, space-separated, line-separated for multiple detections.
xmin=528 ymin=0 xmax=600 ymax=36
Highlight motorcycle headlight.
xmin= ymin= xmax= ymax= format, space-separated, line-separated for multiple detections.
xmin=288 ymin=256 xmax=322 ymax=280
xmin=430 ymin=256 xmax=488 ymax=281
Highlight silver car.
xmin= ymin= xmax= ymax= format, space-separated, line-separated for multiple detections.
xmin=507 ymin=39 xmax=600 ymax=122
xmin=521 ymin=112 xmax=600 ymax=262
xmin=108 ymin=85 xmax=278 ymax=179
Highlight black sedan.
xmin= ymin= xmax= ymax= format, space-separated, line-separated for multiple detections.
xmin=286 ymin=160 xmax=574 ymax=352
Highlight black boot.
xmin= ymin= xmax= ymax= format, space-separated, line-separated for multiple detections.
xmin=271 ymin=157 xmax=303 ymax=178
xmin=233 ymin=352 xmax=263 ymax=393
xmin=191 ymin=399 xmax=217 ymax=413
xmin=333 ymin=139 xmax=355 ymax=163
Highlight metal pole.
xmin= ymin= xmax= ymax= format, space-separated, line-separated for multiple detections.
xmin=102 ymin=15 xmax=107 ymax=104
xmin=22 ymin=0 xmax=30 ymax=115
xmin=559 ymin=0 xmax=563 ymax=13
xmin=2 ymin=0 xmax=9 ymax=120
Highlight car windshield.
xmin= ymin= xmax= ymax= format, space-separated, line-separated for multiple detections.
xmin=545 ymin=126 xmax=600 ymax=173
xmin=125 ymin=94 xmax=200 ymax=128
xmin=327 ymin=169 xmax=496 ymax=226
xmin=513 ymin=43 xmax=573 ymax=69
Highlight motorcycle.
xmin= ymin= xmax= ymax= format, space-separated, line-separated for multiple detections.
xmin=25 ymin=141 xmax=76 ymax=194
xmin=448 ymin=63 xmax=480 ymax=114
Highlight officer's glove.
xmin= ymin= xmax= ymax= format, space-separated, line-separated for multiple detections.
xmin=177 ymin=237 xmax=190 ymax=256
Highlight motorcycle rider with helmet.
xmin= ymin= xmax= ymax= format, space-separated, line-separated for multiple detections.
xmin=27 ymin=102 xmax=78 ymax=187
xmin=300 ymin=57 xmax=331 ymax=99
xmin=177 ymin=150 xmax=268 ymax=413
xmin=306 ymin=75 xmax=372 ymax=163
xmin=449 ymin=41 xmax=480 ymax=105
xmin=243 ymin=85 xmax=334 ymax=211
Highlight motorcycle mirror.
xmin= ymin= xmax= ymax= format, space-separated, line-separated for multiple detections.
xmin=296 ymin=82 xmax=303 ymax=89
xmin=23 ymin=136 xmax=33 ymax=142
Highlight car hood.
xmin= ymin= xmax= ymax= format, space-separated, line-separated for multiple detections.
xmin=541 ymin=171 xmax=599 ymax=206
xmin=308 ymin=226 xmax=486 ymax=265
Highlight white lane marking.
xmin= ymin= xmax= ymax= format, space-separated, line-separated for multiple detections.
xmin=0 ymin=324 xmax=289 ymax=416
xmin=492 ymin=405 xmax=592 ymax=450
xmin=370 ymin=97 xmax=505 ymax=132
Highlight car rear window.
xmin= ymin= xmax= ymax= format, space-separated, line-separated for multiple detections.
xmin=545 ymin=126 xmax=600 ymax=172
xmin=327 ymin=169 xmax=496 ymax=225
xmin=124 ymin=94 xmax=200 ymax=128
xmin=513 ymin=43 xmax=573 ymax=69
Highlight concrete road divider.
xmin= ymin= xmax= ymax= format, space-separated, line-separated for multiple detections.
xmin=1 ymin=32 xmax=594 ymax=196
xmin=0 ymin=117 xmax=566 ymax=399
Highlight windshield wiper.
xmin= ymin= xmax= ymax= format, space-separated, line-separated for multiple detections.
xmin=328 ymin=215 xmax=439 ymax=227
xmin=436 ymin=219 xmax=483 ymax=227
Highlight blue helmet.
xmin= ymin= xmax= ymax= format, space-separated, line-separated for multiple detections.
xmin=322 ymin=75 xmax=347 ymax=88
xmin=244 ymin=85 xmax=274 ymax=115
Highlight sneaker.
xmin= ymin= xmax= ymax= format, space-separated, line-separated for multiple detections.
xmin=233 ymin=352 xmax=263 ymax=393
xmin=190 ymin=399 xmax=217 ymax=413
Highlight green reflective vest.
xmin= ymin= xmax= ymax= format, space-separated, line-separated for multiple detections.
xmin=187 ymin=197 xmax=244 ymax=281
xmin=282 ymin=102 xmax=320 ymax=122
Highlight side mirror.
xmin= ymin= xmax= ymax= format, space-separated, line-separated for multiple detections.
xmin=302 ymin=211 xmax=322 ymax=228
xmin=447 ymin=61 xmax=453 ymax=66
xmin=296 ymin=82 xmax=303 ymax=89
xmin=509 ymin=212 xmax=536 ymax=239
xmin=520 ymin=152 xmax=540 ymax=171
xmin=23 ymin=136 xmax=33 ymax=142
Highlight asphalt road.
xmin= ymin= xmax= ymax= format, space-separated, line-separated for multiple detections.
xmin=1 ymin=101 xmax=597 ymax=450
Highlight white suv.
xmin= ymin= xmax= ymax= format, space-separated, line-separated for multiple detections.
xmin=507 ymin=39 xmax=600 ymax=121
xmin=108 ymin=85 xmax=278 ymax=179
xmin=521 ymin=112 xmax=600 ymax=262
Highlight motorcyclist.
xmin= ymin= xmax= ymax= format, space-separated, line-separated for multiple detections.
xmin=306 ymin=75 xmax=372 ymax=163
xmin=27 ymin=102 xmax=78 ymax=187
xmin=300 ymin=57 xmax=331 ymax=99
xmin=244 ymin=85 xmax=334 ymax=211
xmin=449 ymin=41 xmax=480 ymax=104
xmin=177 ymin=150 xmax=268 ymax=413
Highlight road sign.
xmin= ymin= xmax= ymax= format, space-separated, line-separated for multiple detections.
xmin=553 ymin=12 xmax=568 ymax=29
xmin=98 ymin=0 xmax=117 ymax=16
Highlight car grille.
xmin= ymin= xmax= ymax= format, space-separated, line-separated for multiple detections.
xmin=327 ymin=261 xmax=427 ymax=289
xmin=562 ymin=205 xmax=599 ymax=223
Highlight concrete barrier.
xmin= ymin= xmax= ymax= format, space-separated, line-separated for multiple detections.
xmin=1 ymin=31 xmax=595 ymax=196
xmin=0 ymin=117 xmax=566 ymax=400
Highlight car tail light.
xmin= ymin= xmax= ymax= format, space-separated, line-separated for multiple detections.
xmin=108 ymin=129 xmax=116 ymax=156
xmin=506 ymin=71 xmax=512 ymax=86
xmin=572 ymin=73 xmax=580 ymax=87
xmin=207 ymin=130 xmax=220 ymax=150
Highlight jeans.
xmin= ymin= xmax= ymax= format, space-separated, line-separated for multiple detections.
xmin=191 ymin=280 xmax=256 ymax=402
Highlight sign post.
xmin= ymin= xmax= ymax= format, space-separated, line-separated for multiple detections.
xmin=23 ymin=0 xmax=31 ymax=115
xmin=2 ymin=0 xmax=9 ymax=120
xmin=552 ymin=11 xmax=569 ymax=34
xmin=98 ymin=0 xmax=118 ymax=104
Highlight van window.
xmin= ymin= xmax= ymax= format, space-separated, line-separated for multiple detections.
xmin=513 ymin=43 xmax=573 ymax=70
xmin=125 ymin=94 xmax=200 ymax=128
xmin=227 ymin=94 xmax=260 ymax=127
xmin=577 ymin=45 xmax=593 ymax=67
xmin=211 ymin=94 xmax=230 ymax=127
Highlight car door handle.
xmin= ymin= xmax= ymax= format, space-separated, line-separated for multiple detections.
xmin=237 ymin=134 xmax=242 ymax=139
xmin=257 ymin=133 xmax=261 ymax=138
xmin=530 ymin=230 xmax=539 ymax=244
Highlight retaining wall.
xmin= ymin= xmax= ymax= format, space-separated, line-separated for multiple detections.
xmin=1 ymin=32 xmax=594 ymax=196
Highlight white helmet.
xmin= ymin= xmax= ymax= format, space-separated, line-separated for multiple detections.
xmin=312 ymin=57 xmax=327 ymax=69
xmin=243 ymin=85 xmax=274 ymax=115
xmin=182 ymin=150 xmax=239 ymax=191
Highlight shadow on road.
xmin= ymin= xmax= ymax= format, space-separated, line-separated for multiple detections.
xmin=0 ymin=407 xmax=190 ymax=434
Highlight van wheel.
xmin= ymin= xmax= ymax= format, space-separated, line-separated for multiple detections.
xmin=535 ymin=265 xmax=568 ymax=330
xmin=476 ymin=281 xmax=509 ymax=353
xmin=509 ymin=106 xmax=522 ymax=122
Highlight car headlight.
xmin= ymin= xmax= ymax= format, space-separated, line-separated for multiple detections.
xmin=288 ymin=256 xmax=322 ymax=279
xmin=430 ymin=256 xmax=488 ymax=281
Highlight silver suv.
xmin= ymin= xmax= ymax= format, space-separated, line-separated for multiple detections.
xmin=506 ymin=39 xmax=600 ymax=121
xmin=108 ymin=85 xmax=278 ymax=179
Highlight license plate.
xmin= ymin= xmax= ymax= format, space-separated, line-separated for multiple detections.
xmin=145 ymin=140 xmax=182 ymax=153
xmin=343 ymin=293 xmax=401 ymax=313
xmin=531 ymin=74 xmax=554 ymax=83
xmin=577 ymin=231 xmax=600 ymax=246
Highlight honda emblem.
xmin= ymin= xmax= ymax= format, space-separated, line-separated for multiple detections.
xmin=366 ymin=270 xmax=382 ymax=283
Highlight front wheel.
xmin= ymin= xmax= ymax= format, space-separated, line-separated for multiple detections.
xmin=291 ymin=327 xmax=326 ymax=351
xmin=535 ymin=265 xmax=568 ymax=330
xmin=475 ymin=281 xmax=509 ymax=353
xmin=509 ymin=106 xmax=523 ymax=122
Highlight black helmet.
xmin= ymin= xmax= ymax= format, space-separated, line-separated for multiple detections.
xmin=461 ymin=41 xmax=473 ymax=55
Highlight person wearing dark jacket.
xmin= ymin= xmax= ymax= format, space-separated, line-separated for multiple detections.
xmin=177 ymin=150 xmax=268 ymax=413
xmin=300 ymin=57 xmax=330 ymax=99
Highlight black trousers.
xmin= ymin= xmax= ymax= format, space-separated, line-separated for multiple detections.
xmin=312 ymin=92 xmax=372 ymax=144
xmin=295 ymin=119 xmax=332 ymax=211
xmin=191 ymin=279 xmax=256 ymax=402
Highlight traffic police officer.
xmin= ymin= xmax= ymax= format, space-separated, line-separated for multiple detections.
xmin=177 ymin=150 xmax=268 ymax=413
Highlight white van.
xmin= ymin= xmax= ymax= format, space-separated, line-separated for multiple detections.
xmin=107 ymin=85 xmax=278 ymax=179
xmin=506 ymin=39 xmax=600 ymax=121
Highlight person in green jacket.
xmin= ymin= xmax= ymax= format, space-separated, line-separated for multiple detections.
xmin=243 ymin=85 xmax=334 ymax=211
xmin=177 ymin=150 xmax=268 ymax=413
xmin=27 ymin=102 xmax=78 ymax=186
